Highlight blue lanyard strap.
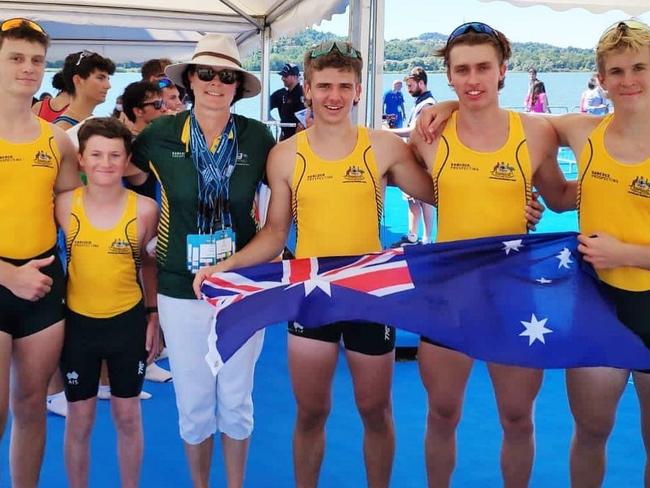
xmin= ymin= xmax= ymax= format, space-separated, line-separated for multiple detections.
xmin=189 ymin=111 xmax=238 ymax=234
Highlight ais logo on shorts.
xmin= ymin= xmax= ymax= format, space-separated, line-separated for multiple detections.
xmin=490 ymin=161 xmax=517 ymax=182
xmin=343 ymin=165 xmax=366 ymax=183
xmin=32 ymin=150 xmax=54 ymax=168
xmin=108 ymin=238 xmax=131 ymax=255
xmin=629 ymin=176 xmax=650 ymax=199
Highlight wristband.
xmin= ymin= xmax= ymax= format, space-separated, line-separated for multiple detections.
xmin=145 ymin=306 xmax=158 ymax=314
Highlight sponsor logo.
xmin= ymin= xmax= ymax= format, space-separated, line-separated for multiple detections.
xmin=343 ymin=165 xmax=366 ymax=183
xmin=0 ymin=154 xmax=20 ymax=163
xmin=307 ymin=172 xmax=333 ymax=182
xmin=450 ymin=162 xmax=479 ymax=172
xmin=490 ymin=161 xmax=516 ymax=181
xmin=32 ymin=150 xmax=54 ymax=168
xmin=236 ymin=152 xmax=250 ymax=166
xmin=108 ymin=238 xmax=130 ymax=254
xmin=137 ymin=361 xmax=145 ymax=375
xmin=66 ymin=371 xmax=79 ymax=385
xmin=171 ymin=151 xmax=186 ymax=158
xmin=73 ymin=240 xmax=98 ymax=248
xmin=629 ymin=175 xmax=650 ymax=198
xmin=590 ymin=170 xmax=618 ymax=184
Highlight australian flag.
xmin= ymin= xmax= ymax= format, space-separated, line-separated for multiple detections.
xmin=201 ymin=232 xmax=650 ymax=374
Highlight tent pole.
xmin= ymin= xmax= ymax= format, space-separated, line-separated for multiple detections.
xmin=260 ymin=25 xmax=272 ymax=122
xmin=348 ymin=0 xmax=369 ymax=125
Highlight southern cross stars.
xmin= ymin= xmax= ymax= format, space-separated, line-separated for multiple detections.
xmin=557 ymin=247 xmax=573 ymax=269
xmin=520 ymin=313 xmax=553 ymax=345
xmin=502 ymin=239 xmax=523 ymax=255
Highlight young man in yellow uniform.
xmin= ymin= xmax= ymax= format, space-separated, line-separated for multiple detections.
xmin=55 ymin=117 xmax=159 ymax=488
xmin=0 ymin=18 xmax=79 ymax=486
xmin=194 ymin=41 xmax=435 ymax=488
xmin=408 ymin=23 xmax=575 ymax=488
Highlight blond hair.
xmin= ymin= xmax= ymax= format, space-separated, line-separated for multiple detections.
xmin=597 ymin=21 xmax=650 ymax=74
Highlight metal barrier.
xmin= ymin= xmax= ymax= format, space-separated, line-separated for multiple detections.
xmin=263 ymin=120 xmax=297 ymax=142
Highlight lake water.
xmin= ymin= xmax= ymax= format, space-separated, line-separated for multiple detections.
xmin=39 ymin=70 xmax=593 ymax=119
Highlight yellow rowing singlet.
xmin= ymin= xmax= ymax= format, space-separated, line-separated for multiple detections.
xmin=0 ymin=117 xmax=60 ymax=258
xmin=433 ymin=111 xmax=532 ymax=242
xmin=66 ymin=188 xmax=142 ymax=317
xmin=578 ymin=114 xmax=650 ymax=291
xmin=292 ymin=127 xmax=382 ymax=258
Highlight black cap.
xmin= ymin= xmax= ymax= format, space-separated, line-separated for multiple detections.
xmin=278 ymin=63 xmax=300 ymax=77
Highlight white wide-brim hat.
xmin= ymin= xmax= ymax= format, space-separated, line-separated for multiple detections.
xmin=165 ymin=33 xmax=261 ymax=99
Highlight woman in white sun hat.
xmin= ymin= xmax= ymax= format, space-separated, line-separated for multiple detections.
xmin=126 ymin=33 xmax=275 ymax=488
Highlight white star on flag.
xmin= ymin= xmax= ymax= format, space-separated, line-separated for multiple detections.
xmin=520 ymin=314 xmax=553 ymax=345
xmin=303 ymin=279 xmax=332 ymax=297
xmin=556 ymin=247 xmax=573 ymax=269
xmin=502 ymin=239 xmax=524 ymax=255
xmin=536 ymin=277 xmax=552 ymax=284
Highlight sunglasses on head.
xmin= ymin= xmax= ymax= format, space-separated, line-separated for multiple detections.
xmin=309 ymin=41 xmax=361 ymax=59
xmin=599 ymin=19 xmax=650 ymax=42
xmin=448 ymin=22 xmax=499 ymax=43
xmin=157 ymin=77 xmax=174 ymax=89
xmin=75 ymin=50 xmax=95 ymax=66
xmin=140 ymin=99 xmax=164 ymax=110
xmin=195 ymin=67 xmax=239 ymax=84
xmin=1 ymin=18 xmax=46 ymax=35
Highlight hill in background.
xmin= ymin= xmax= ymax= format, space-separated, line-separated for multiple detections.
xmin=243 ymin=28 xmax=596 ymax=73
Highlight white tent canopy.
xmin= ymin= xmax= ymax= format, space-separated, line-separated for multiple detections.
xmin=480 ymin=0 xmax=650 ymax=15
xmin=0 ymin=0 xmax=349 ymax=61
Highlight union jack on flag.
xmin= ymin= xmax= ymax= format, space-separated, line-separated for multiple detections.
xmin=202 ymin=232 xmax=650 ymax=375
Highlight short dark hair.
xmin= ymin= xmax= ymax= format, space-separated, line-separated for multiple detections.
xmin=77 ymin=117 xmax=133 ymax=156
xmin=0 ymin=19 xmax=49 ymax=51
xmin=62 ymin=51 xmax=116 ymax=95
xmin=405 ymin=67 xmax=427 ymax=85
xmin=141 ymin=58 xmax=172 ymax=80
xmin=122 ymin=80 xmax=161 ymax=123
xmin=51 ymin=71 xmax=68 ymax=92
xmin=180 ymin=65 xmax=245 ymax=106
xmin=436 ymin=29 xmax=512 ymax=91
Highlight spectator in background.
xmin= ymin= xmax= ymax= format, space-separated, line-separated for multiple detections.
xmin=383 ymin=79 xmax=406 ymax=128
xmin=32 ymin=71 xmax=71 ymax=122
xmin=157 ymin=77 xmax=185 ymax=113
xmin=141 ymin=58 xmax=172 ymax=82
xmin=526 ymin=80 xmax=550 ymax=113
xmin=122 ymin=81 xmax=168 ymax=136
xmin=579 ymin=75 xmax=609 ymax=115
xmin=270 ymin=62 xmax=306 ymax=140
xmin=525 ymin=67 xmax=550 ymax=112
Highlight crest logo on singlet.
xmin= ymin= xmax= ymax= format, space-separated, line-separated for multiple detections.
xmin=629 ymin=176 xmax=650 ymax=198
xmin=343 ymin=165 xmax=366 ymax=183
xmin=32 ymin=150 xmax=53 ymax=168
xmin=108 ymin=238 xmax=130 ymax=255
xmin=489 ymin=161 xmax=516 ymax=181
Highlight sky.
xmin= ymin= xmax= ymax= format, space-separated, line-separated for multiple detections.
xmin=315 ymin=0 xmax=650 ymax=49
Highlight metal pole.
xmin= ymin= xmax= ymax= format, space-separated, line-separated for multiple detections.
xmin=260 ymin=25 xmax=272 ymax=122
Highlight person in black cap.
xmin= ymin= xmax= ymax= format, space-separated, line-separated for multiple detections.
xmin=269 ymin=62 xmax=306 ymax=140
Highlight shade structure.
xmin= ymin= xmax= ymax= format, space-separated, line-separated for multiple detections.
xmin=480 ymin=0 xmax=650 ymax=15
xmin=0 ymin=0 xmax=349 ymax=61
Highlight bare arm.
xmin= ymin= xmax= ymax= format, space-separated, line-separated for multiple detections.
xmin=52 ymin=125 xmax=81 ymax=193
xmin=524 ymin=115 xmax=576 ymax=213
xmin=192 ymin=142 xmax=295 ymax=297
xmin=372 ymin=130 xmax=435 ymax=205
xmin=138 ymin=196 xmax=160 ymax=363
xmin=415 ymin=100 xmax=459 ymax=143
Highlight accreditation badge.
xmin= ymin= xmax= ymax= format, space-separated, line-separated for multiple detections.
xmin=186 ymin=228 xmax=236 ymax=274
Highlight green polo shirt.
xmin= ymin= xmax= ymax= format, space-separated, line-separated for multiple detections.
xmin=132 ymin=111 xmax=275 ymax=299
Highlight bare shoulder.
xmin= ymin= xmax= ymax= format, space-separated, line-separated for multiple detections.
xmin=267 ymin=135 xmax=297 ymax=180
xmin=136 ymin=194 xmax=159 ymax=218
xmin=54 ymin=189 xmax=75 ymax=227
xmin=51 ymin=123 xmax=75 ymax=152
xmin=54 ymin=188 xmax=75 ymax=208
xmin=368 ymin=127 xmax=404 ymax=150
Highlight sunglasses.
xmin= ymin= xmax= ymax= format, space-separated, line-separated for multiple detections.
xmin=195 ymin=67 xmax=239 ymax=84
xmin=157 ymin=77 xmax=174 ymax=89
xmin=448 ymin=22 xmax=499 ymax=43
xmin=75 ymin=50 xmax=95 ymax=66
xmin=140 ymin=99 xmax=164 ymax=110
xmin=309 ymin=41 xmax=361 ymax=59
xmin=599 ymin=19 xmax=650 ymax=42
xmin=1 ymin=18 xmax=46 ymax=35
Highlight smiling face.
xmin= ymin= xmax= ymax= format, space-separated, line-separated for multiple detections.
xmin=188 ymin=65 xmax=239 ymax=111
xmin=447 ymin=43 xmax=506 ymax=109
xmin=599 ymin=46 xmax=650 ymax=114
xmin=304 ymin=67 xmax=361 ymax=125
xmin=79 ymin=135 xmax=129 ymax=186
xmin=0 ymin=38 xmax=45 ymax=99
